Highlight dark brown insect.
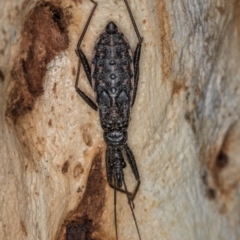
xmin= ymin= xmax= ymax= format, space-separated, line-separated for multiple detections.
xmin=75 ymin=1 xmax=143 ymax=239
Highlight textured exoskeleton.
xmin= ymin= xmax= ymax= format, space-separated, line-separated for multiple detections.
xmin=75 ymin=1 xmax=143 ymax=239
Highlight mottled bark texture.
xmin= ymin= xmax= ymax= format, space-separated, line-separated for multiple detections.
xmin=1 ymin=0 xmax=240 ymax=239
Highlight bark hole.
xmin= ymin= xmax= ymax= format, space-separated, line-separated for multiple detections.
xmin=203 ymin=122 xmax=240 ymax=212
xmin=216 ymin=151 xmax=228 ymax=169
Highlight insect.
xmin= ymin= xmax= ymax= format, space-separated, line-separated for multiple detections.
xmin=75 ymin=0 xmax=143 ymax=239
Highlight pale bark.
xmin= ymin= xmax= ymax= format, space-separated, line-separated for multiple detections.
xmin=1 ymin=0 xmax=240 ymax=240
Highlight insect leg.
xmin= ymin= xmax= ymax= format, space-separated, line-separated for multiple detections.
xmin=75 ymin=49 xmax=92 ymax=87
xmin=77 ymin=0 xmax=98 ymax=49
xmin=131 ymin=41 xmax=142 ymax=107
xmin=75 ymin=58 xmax=98 ymax=111
xmin=109 ymin=182 xmax=135 ymax=208
xmin=123 ymin=0 xmax=142 ymax=41
xmin=123 ymin=0 xmax=143 ymax=106
xmin=124 ymin=144 xmax=141 ymax=201
xmin=75 ymin=0 xmax=98 ymax=111
xmin=123 ymin=179 xmax=142 ymax=240
xmin=106 ymin=146 xmax=113 ymax=185
xmin=76 ymin=0 xmax=97 ymax=86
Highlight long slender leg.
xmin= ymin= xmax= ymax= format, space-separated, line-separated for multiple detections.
xmin=123 ymin=0 xmax=142 ymax=41
xmin=123 ymin=179 xmax=142 ymax=240
xmin=131 ymin=42 xmax=142 ymax=106
xmin=109 ymin=183 xmax=135 ymax=206
xmin=106 ymin=146 xmax=113 ymax=185
xmin=75 ymin=49 xmax=92 ymax=87
xmin=123 ymin=0 xmax=143 ymax=106
xmin=75 ymin=57 xmax=98 ymax=110
xmin=76 ymin=0 xmax=98 ymax=85
xmin=75 ymin=0 xmax=98 ymax=111
xmin=125 ymin=144 xmax=140 ymax=180
xmin=77 ymin=0 xmax=98 ymax=49
xmin=124 ymin=144 xmax=141 ymax=201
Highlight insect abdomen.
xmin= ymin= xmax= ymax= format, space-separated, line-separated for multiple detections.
xmin=91 ymin=22 xmax=134 ymax=106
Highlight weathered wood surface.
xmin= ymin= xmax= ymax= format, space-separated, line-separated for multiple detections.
xmin=1 ymin=0 xmax=240 ymax=239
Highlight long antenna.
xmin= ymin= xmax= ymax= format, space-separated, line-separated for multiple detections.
xmin=123 ymin=179 xmax=142 ymax=240
xmin=114 ymin=178 xmax=118 ymax=240
xmin=123 ymin=0 xmax=142 ymax=41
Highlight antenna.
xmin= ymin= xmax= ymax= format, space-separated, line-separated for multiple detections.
xmin=114 ymin=179 xmax=119 ymax=240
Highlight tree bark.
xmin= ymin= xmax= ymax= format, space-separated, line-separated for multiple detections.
xmin=1 ymin=0 xmax=240 ymax=239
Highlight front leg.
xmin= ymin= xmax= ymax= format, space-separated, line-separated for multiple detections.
xmin=75 ymin=52 xmax=98 ymax=111
xmin=106 ymin=146 xmax=113 ymax=185
xmin=131 ymin=39 xmax=143 ymax=107
xmin=123 ymin=0 xmax=143 ymax=107
xmin=75 ymin=0 xmax=98 ymax=111
xmin=124 ymin=144 xmax=141 ymax=201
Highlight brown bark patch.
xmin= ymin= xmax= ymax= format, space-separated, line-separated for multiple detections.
xmin=57 ymin=148 xmax=106 ymax=240
xmin=22 ymin=0 xmax=31 ymax=10
xmin=62 ymin=160 xmax=70 ymax=174
xmin=201 ymin=171 xmax=217 ymax=200
xmin=65 ymin=219 xmax=93 ymax=240
xmin=72 ymin=67 xmax=76 ymax=76
xmin=184 ymin=110 xmax=197 ymax=133
xmin=20 ymin=220 xmax=28 ymax=236
xmin=73 ymin=163 xmax=84 ymax=178
xmin=53 ymin=82 xmax=58 ymax=94
xmin=156 ymin=1 xmax=173 ymax=81
xmin=0 ymin=70 xmax=5 ymax=82
xmin=6 ymin=2 xmax=69 ymax=122
xmin=206 ymin=188 xmax=216 ymax=200
xmin=48 ymin=118 xmax=52 ymax=127
xmin=216 ymin=6 xmax=225 ymax=15
xmin=172 ymin=80 xmax=188 ymax=95
xmin=82 ymin=124 xmax=93 ymax=147
xmin=234 ymin=0 xmax=240 ymax=45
